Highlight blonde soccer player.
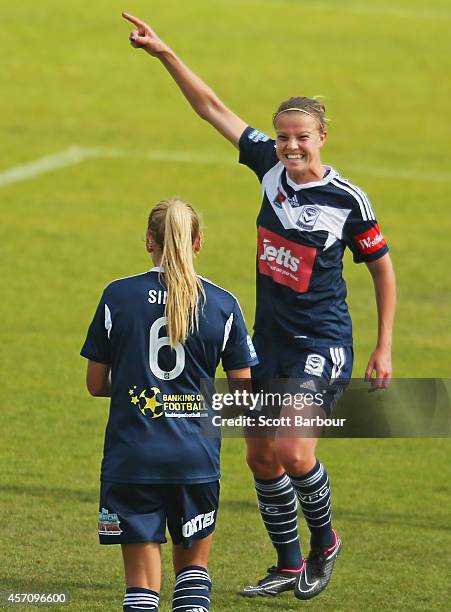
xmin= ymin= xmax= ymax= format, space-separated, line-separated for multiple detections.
xmin=81 ymin=199 xmax=258 ymax=611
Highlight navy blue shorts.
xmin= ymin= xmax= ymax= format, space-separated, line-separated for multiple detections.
xmin=98 ymin=481 xmax=219 ymax=548
xmin=251 ymin=335 xmax=353 ymax=417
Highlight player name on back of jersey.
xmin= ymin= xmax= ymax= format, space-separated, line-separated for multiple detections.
xmin=258 ymin=226 xmax=317 ymax=293
xmin=148 ymin=289 xmax=167 ymax=304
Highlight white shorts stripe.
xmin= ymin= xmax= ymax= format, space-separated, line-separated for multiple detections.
xmin=330 ymin=347 xmax=345 ymax=379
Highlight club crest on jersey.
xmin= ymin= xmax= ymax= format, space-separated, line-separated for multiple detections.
xmin=98 ymin=507 xmax=122 ymax=536
xmin=129 ymin=385 xmax=164 ymax=418
xmin=297 ymin=205 xmax=321 ymax=230
xmin=304 ymin=354 xmax=326 ymax=376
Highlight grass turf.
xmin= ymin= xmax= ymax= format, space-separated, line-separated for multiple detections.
xmin=1 ymin=0 xmax=450 ymax=610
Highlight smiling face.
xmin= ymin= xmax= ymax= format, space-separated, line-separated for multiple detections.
xmin=274 ymin=111 xmax=327 ymax=184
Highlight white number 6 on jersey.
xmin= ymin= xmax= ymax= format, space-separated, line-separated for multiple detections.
xmin=149 ymin=316 xmax=185 ymax=380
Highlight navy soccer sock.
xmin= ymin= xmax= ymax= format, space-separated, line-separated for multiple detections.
xmin=290 ymin=459 xmax=335 ymax=550
xmin=172 ymin=565 xmax=212 ymax=611
xmin=123 ymin=587 xmax=159 ymax=611
xmin=254 ymin=473 xmax=302 ymax=569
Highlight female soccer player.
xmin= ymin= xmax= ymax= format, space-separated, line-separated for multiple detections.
xmin=81 ymin=199 xmax=258 ymax=612
xmin=121 ymin=13 xmax=396 ymax=602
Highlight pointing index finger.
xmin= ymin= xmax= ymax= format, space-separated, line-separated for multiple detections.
xmin=122 ymin=12 xmax=145 ymax=27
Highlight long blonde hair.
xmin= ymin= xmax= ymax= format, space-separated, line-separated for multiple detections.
xmin=147 ymin=199 xmax=205 ymax=347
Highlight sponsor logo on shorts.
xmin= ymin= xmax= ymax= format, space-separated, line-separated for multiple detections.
xmin=297 ymin=205 xmax=321 ymax=230
xmin=354 ymin=224 xmax=386 ymax=255
xmin=300 ymin=378 xmax=320 ymax=393
xmin=98 ymin=507 xmax=122 ymax=536
xmin=304 ymin=354 xmax=326 ymax=376
xmin=258 ymin=226 xmax=316 ymax=293
xmin=182 ymin=510 xmax=216 ymax=538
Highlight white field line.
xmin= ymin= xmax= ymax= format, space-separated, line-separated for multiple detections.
xmin=0 ymin=147 xmax=96 ymax=188
xmin=0 ymin=146 xmax=450 ymax=189
xmin=0 ymin=147 xmax=231 ymax=189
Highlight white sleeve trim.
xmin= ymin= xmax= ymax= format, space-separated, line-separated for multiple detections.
xmin=222 ymin=312 xmax=234 ymax=352
xmin=104 ymin=304 xmax=112 ymax=339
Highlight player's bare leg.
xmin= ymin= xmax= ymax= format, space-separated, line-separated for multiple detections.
xmin=121 ymin=543 xmax=161 ymax=610
xmin=172 ymin=533 xmax=213 ymax=573
xmin=275 ymin=435 xmax=318 ymax=476
xmin=245 ymin=436 xmax=284 ymax=480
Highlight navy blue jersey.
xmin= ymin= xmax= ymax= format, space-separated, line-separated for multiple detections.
xmin=239 ymin=127 xmax=389 ymax=347
xmin=81 ymin=267 xmax=258 ymax=485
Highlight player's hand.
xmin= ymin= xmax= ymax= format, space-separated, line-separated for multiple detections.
xmin=122 ymin=12 xmax=168 ymax=55
xmin=364 ymin=346 xmax=392 ymax=392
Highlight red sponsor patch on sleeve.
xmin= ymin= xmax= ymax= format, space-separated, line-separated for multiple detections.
xmin=353 ymin=224 xmax=386 ymax=255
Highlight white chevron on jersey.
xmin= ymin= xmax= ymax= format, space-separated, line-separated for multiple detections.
xmin=261 ymin=164 xmax=351 ymax=249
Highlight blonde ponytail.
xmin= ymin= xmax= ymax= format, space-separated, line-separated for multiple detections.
xmin=148 ymin=199 xmax=205 ymax=347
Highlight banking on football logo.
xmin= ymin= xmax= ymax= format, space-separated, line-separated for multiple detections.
xmin=129 ymin=385 xmax=164 ymax=418
xmin=129 ymin=386 xmax=208 ymax=420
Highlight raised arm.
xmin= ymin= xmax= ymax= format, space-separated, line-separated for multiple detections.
xmin=364 ymin=254 xmax=396 ymax=390
xmin=122 ymin=12 xmax=247 ymax=147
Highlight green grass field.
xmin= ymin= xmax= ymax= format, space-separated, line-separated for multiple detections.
xmin=1 ymin=0 xmax=451 ymax=610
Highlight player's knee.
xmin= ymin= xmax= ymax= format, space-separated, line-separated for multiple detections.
xmin=247 ymin=450 xmax=280 ymax=479
xmin=279 ymin=453 xmax=316 ymax=476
